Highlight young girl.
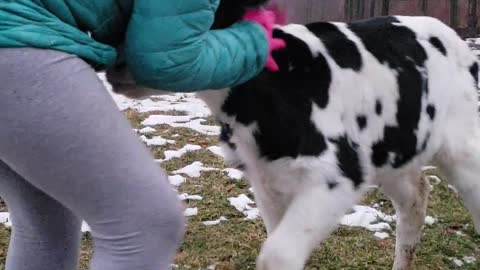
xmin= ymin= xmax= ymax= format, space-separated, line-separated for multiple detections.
xmin=0 ymin=1 xmax=284 ymax=269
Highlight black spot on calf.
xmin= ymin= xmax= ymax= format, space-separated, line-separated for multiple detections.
xmin=426 ymin=104 xmax=436 ymax=120
xmin=220 ymin=123 xmax=236 ymax=149
xmin=330 ymin=136 xmax=363 ymax=188
xmin=327 ymin=181 xmax=339 ymax=190
xmin=470 ymin=62 xmax=479 ymax=85
xmin=356 ymin=115 xmax=368 ymax=130
xmin=220 ymin=122 xmax=232 ymax=141
xmin=307 ymin=22 xmax=363 ymax=71
xmin=429 ymin=37 xmax=447 ymax=56
xmin=375 ymin=99 xmax=383 ymax=115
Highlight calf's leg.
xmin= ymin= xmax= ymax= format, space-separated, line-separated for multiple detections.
xmin=380 ymin=171 xmax=430 ymax=270
xmin=256 ymin=180 xmax=362 ymax=270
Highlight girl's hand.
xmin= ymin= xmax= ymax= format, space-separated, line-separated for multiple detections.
xmin=242 ymin=9 xmax=287 ymax=72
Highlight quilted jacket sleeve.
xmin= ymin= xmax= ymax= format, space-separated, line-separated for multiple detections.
xmin=124 ymin=0 xmax=268 ymax=92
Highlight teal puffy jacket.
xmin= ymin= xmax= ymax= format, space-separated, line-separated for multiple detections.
xmin=0 ymin=0 xmax=268 ymax=91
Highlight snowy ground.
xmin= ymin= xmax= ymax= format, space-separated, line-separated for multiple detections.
xmin=0 ymin=47 xmax=479 ymax=269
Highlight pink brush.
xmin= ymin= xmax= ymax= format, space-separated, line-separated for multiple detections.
xmin=243 ymin=6 xmax=287 ymax=72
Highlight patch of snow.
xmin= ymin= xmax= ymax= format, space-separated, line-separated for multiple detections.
xmin=228 ymin=194 xmax=260 ymax=220
xmin=424 ymin=216 xmax=436 ymax=226
xmin=0 ymin=212 xmax=11 ymax=227
xmin=139 ymin=126 xmax=156 ymax=134
xmin=450 ymin=256 xmax=478 ymax=267
xmin=448 ymin=184 xmax=458 ymax=193
xmin=463 ymin=256 xmax=476 ymax=264
xmin=207 ymin=264 xmax=218 ymax=270
xmin=389 ymin=213 xmax=398 ymax=221
xmin=142 ymin=94 xmax=212 ymax=117
xmin=244 ymin=208 xmax=261 ymax=220
xmin=223 ymin=168 xmax=244 ymax=180
xmin=142 ymin=115 xmax=219 ymax=136
xmin=422 ymin=166 xmax=437 ymax=171
xmin=374 ymin=232 xmax=390 ymax=240
xmin=228 ymin=194 xmax=255 ymax=212
xmin=452 ymin=258 xmax=464 ymax=267
xmin=455 ymin=230 xmax=466 ymax=237
xmin=81 ymin=222 xmax=91 ymax=232
xmin=340 ymin=205 xmax=394 ymax=232
xmin=161 ymin=144 xmax=202 ymax=162
xmin=170 ymin=119 xmax=221 ymax=135
xmin=208 ymin=146 xmax=226 ymax=158
xmin=140 ymin=135 xmax=175 ymax=146
xmin=142 ymin=115 xmax=194 ymax=126
xmin=168 ymin=175 xmax=186 ymax=187
xmin=202 ymin=216 xmax=228 ymax=226
xmin=367 ymin=222 xmax=393 ymax=232
xmin=249 ymin=187 xmax=254 ymax=193
xmin=178 ymin=193 xmax=203 ymax=201
xmin=107 ymin=88 xmax=212 ymax=117
xmin=427 ymin=175 xmax=442 ymax=184
xmin=172 ymin=134 xmax=180 ymax=138
xmin=184 ymin=207 xmax=198 ymax=217
xmin=173 ymin=162 xmax=218 ymax=178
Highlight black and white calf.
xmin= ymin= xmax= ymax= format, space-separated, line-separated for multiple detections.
xmin=197 ymin=5 xmax=480 ymax=270
xmin=107 ymin=5 xmax=480 ymax=270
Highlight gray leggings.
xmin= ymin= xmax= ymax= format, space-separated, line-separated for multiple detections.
xmin=0 ymin=48 xmax=185 ymax=270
